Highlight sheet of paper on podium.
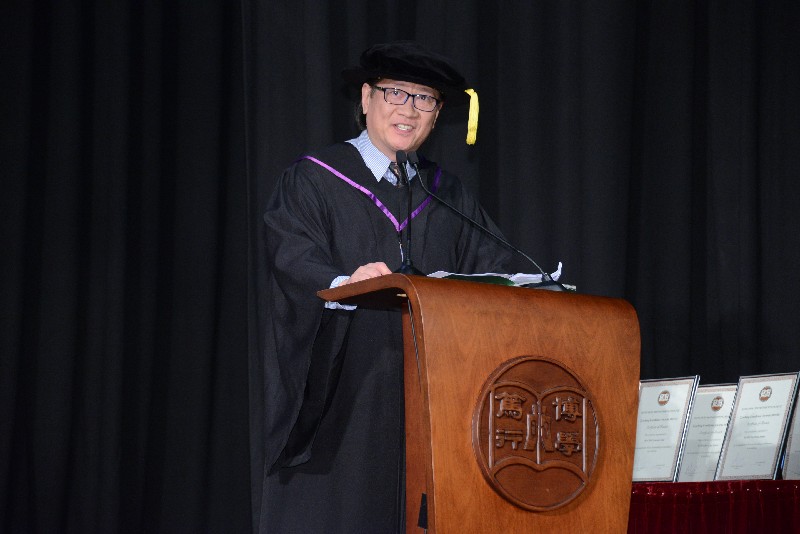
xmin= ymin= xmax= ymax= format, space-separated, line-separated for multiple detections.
xmin=428 ymin=262 xmax=575 ymax=290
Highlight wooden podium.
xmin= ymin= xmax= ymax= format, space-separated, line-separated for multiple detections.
xmin=319 ymin=274 xmax=640 ymax=533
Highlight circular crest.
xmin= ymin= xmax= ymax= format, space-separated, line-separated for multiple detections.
xmin=471 ymin=356 xmax=599 ymax=511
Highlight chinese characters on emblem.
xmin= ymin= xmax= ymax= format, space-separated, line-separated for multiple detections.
xmin=494 ymin=393 xmax=584 ymax=458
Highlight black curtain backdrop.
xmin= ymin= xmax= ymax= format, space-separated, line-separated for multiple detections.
xmin=2 ymin=2 xmax=250 ymax=532
xmin=3 ymin=1 xmax=799 ymax=532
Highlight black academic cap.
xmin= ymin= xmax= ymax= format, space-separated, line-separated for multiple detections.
xmin=342 ymin=41 xmax=469 ymax=105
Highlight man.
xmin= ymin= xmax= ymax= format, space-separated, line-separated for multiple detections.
xmin=255 ymin=41 xmax=513 ymax=533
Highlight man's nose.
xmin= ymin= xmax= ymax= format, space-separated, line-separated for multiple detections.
xmin=399 ymin=98 xmax=419 ymax=114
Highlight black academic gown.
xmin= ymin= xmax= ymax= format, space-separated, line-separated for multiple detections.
xmin=256 ymin=142 xmax=512 ymax=533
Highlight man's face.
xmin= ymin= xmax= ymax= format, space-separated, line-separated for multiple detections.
xmin=361 ymin=79 xmax=442 ymax=161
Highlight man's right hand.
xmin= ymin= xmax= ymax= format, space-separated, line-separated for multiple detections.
xmin=340 ymin=262 xmax=392 ymax=285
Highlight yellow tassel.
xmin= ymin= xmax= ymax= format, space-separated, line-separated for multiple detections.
xmin=465 ymin=88 xmax=478 ymax=145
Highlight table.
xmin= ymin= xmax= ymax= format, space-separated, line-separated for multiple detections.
xmin=628 ymin=480 xmax=800 ymax=533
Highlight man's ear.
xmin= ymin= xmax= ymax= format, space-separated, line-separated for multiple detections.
xmin=432 ymin=106 xmax=442 ymax=128
xmin=360 ymin=83 xmax=372 ymax=114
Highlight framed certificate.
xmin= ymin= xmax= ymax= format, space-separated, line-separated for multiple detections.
xmin=782 ymin=393 xmax=800 ymax=480
xmin=632 ymin=376 xmax=699 ymax=482
xmin=715 ymin=372 xmax=799 ymax=480
xmin=676 ymin=384 xmax=737 ymax=482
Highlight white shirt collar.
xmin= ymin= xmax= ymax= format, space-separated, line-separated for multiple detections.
xmin=346 ymin=129 xmax=416 ymax=183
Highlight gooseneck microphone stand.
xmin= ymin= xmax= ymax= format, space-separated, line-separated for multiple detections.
xmin=407 ymin=151 xmax=571 ymax=291
xmin=394 ymin=150 xmax=425 ymax=275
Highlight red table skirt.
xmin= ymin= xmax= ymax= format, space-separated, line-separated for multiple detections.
xmin=628 ymin=480 xmax=800 ymax=533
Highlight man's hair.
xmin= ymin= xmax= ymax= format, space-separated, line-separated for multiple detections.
xmin=354 ymin=101 xmax=367 ymax=130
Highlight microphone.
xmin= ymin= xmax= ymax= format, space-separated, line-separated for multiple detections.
xmin=407 ymin=151 xmax=571 ymax=291
xmin=394 ymin=150 xmax=424 ymax=275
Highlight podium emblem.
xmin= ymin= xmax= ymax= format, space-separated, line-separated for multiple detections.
xmin=472 ymin=356 xmax=599 ymax=511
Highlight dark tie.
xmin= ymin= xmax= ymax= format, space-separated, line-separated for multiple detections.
xmin=388 ymin=162 xmax=405 ymax=187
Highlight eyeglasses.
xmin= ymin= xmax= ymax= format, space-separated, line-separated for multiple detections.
xmin=373 ymin=86 xmax=441 ymax=112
